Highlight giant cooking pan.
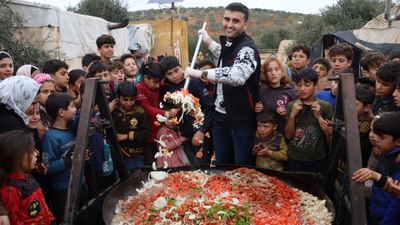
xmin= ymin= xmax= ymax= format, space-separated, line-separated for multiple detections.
xmin=102 ymin=165 xmax=335 ymax=225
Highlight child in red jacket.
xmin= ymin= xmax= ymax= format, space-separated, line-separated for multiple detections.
xmin=0 ymin=130 xmax=55 ymax=225
xmin=136 ymin=62 xmax=179 ymax=165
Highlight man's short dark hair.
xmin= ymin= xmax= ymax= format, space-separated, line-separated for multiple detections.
xmin=82 ymin=53 xmax=100 ymax=67
xmin=291 ymin=44 xmax=311 ymax=59
xmin=42 ymin=59 xmax=69 ymax=75
xmin=160 ymin=56 xmax=181 ymax=75
xmin=297 ymin=68 xmax=319 ymax=84
xmin=45 ymin=92 xmax=74 ymax=120
xmin=312 ymin=57 xmax=331 ymax=71
xmin=225 ymin=2 xmax=249 ymax=21
xmin=117 ymin=81 xmax=137 ymax=98
xmin=373 ymin=111 xmax=400 ymax=141
xmin=96 ymin=34 xmax=116 ymax=48
xmin=355 ymin=84 xmax=375 ymax=105
xmin=376 ymin=60 xmax=400 ymax=83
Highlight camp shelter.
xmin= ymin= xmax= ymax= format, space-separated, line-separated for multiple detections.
xmin=8 ymin=0 xmax=130 ymax=69
xmin=311 ymin=3 xmax=400 ymax=78
xmin=132 ymin=18 xmax=189 ymax=68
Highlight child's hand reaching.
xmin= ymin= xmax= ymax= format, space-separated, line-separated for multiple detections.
xmin=290 ymin=100 xmax=303 ymax=118
xmin=168 ymin=108 xmax=180 ymax=118
xmin=352 ymin=168 xmax=381 ymax=183
xmin=108 ymin=98 xmax=118 ymax=112
xmin=34 ymin=163 xmax=47 ymax=175
xmin=192 ymin=131 xmax=204 ymax=146
xmin=254 ymin=101 xmax=263 ymax=113
xmin=311 ymin=101 xmax=322 ymax=119
xmin=257 ymin=147 xmax=272 ymax=157
xmin=276 ymin=105 xmax=286 ymax=118
xmin=180 ymin=136 xmax=187 ymax=142
xmin=372 ymin=146 xmax=383 ymax=158
xmin=252 ymin=143 xmax=262 ymax=156
xmin=385 ymin=177 xmax=400 ymax=198
xmin=0 ymin=215 xmax=10 ymax=225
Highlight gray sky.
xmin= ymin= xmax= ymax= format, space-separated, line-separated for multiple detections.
xmin=25 ymin=0 xmax=339 ymax=14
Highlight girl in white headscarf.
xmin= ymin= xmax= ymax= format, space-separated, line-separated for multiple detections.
xmin=0 ymin=76 xmax=40 ymax=133
xmin=0 ymin=51 xmax=13 ymax=81
xmin=16 ymin=64 xmax=40 ymax=78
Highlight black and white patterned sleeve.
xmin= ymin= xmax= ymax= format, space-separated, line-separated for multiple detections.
xmin=209 ymin=41 xmax=221 ymax=59
xmin=211 ymin=46 xmax=257 ymax=87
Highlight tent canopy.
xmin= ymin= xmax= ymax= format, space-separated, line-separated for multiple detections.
xmin=311 ymin=4 xmax=400 ymax=77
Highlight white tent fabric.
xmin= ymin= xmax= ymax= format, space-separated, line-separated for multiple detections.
xmin=353 ymin=4 xmax=400 ymax=44
xmin=127 ymin=24 xmax=154 ymax=56
xmin=9 ymin=0 xmax=130 ymax=66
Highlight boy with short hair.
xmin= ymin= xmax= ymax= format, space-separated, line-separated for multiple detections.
xmin=352 ymin=112 xmax=400 ymax=224
xmin=41 ymin=92 xmax=86 ymax=223
xmin=312 ymin=57 xmax=331 ymax=92
xmin=290 ymin=44 xmax=311 ymax=82
xmin=42 ymin=59 xmax=69 ymax=92
xmin=82 ymin=53 xmax=100 ymax=75
xmin=108 ymin=60 xmax=125 ymax=100
xmin=252 ymin=110 xmax=287 ymax=171
xmin=360 ymin=50 xmax=386 ymax=83
xmin=112 ymin=81 xmax=150 ymax=171
xmin=285 ymin=68 xmax=333 ymax=175
xmin=87 ymin=61 xmax=112 ymax=99
xmin=96 ymin=34 xmax=115 ymax=65
xmin=355 ymin=84 xmax=376 ymax=167
xmin=161 ymin=56 xmax=215 ymax=165
xmin=372 ymin=60 xmax=400 ymax=115
xmin=327 ymin=43 xmax=353 ymax=75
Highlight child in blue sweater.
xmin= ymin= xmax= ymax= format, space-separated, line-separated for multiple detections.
xmin=353 ymin=112 xmax=400 ymax=225
xmin=41 ymin=93 xmax=87 ymax=223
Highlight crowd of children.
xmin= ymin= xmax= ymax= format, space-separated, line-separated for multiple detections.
xmin=0 ymin=25 xmax=400 ymax=224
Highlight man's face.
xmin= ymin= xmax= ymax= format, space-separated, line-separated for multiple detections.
xmin=222 ymin=10 xmax=248 ymax=41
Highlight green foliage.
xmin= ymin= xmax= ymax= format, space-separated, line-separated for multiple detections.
xmin=294 ymin=0 xmax=386 ymax=45
xmin=258 ymin=26 xmax=293 ymax=49
xmin=0 ymin=0 xmax=50 ymax=69
xmin=67 ymin=0 xmax=128 ymax=22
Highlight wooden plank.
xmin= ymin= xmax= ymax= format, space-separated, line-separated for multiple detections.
xmin=63 ymin=78 xmax=97 ymax=224
xmin=340 ymin=73 xmax=367 ymax=225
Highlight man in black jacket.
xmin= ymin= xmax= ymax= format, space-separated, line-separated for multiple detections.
xmin=185 ymin=2 xmax=260 ymax=166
